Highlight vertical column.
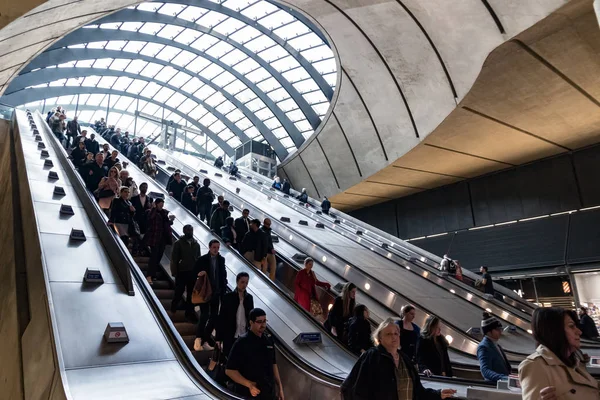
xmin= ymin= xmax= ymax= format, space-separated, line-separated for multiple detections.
xmin=105 ymin=94 xmax=111 ymax=124
xmin=133 ymin=98 xmax=139 ymax=137
xmin=74 ymin=93 xmax=80 ymax=115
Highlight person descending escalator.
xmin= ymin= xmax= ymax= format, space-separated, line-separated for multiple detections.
xmin=181 ymin=184 xmax=197 ymax=215
xmin=70 ymin=140 xmax=88 ymax=169
xmin=221 ymin=217 xmax=238 ymax=249
xmin=144 ymin=198 xmax=174 ymax=285
xmin=281 ymin=178 xmax=290 ymax=195
xmin=578 ymin=307 xmax=600 ymax=339
xmin=297 ymin=188 xmax=308 ymax=203
xmin=326 ymin=282 xmax=356 ymax=344
xmin=214 ymin=156 xmax=224 ymax=169
xmin=261 ymin=218 xmax=276 ymax=281
xmin=416 ymin=315 xmax=453 ymax=378
xmin=108 ymin=186 xmax=137 ymax=248
xmin=321 ymin=197 xmax=331 ymax=215
xmin=271 ymin=177 xmax=281 ymax=190
xmin=131 ymin=182 xmax=153 ymax=238
xmin=396 ymin=305 xmax=421 ymax=366
xmin=167 ymin=172 xmax=187 ymax=203
xmin=241 ymin=219 xmax=267 ymax=270
xmin=347 ymin=304 xmax=373 ymax=356
xmin=210 ymin=200 xmax=231 ymax=232
xmin=229 ymin=162 xmax=238 ymax=177
xmin=170 ymin=224 xmax=200 ymax=323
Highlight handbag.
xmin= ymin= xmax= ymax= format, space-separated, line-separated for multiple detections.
xmin=208 ymin=346 xmax=228 ymax=385
xmin=95 ymin=188 xmax=115 ymax=199
xmin=191 ymin=274 xmax=212 ymax=304
xmin=129 ymin=220 xmax=141 ymax=237
xmin=310 ymin=299 xmax=323 ymax=318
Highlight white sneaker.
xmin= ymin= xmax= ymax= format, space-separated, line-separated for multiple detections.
xmin=202 ymin=342 xmax=215 ymax=351
xmin=193 ymin=338 xmax=202 ymax=351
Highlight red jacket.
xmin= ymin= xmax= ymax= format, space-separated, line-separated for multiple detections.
xmin=294 ymin=268 xmax=330 ymax=311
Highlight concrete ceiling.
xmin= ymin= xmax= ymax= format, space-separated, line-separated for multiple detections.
xmin=327 ymin=0 xmax=600 ymax=211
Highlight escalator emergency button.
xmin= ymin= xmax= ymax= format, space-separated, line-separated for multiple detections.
xmin=104 ymin=322 xmax=129 ymax=343
xmin=84 ymin=268 xmax=104 ymax=284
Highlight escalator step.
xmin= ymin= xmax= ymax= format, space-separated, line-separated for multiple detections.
xmin=160 ymin=299 xmax=173 ymax=310
xmin=135 ymin=257 xmax=150 ymax=263
xmin=169 ymin=310 xmax=187 ymax=323
xmin=152 ymin=280 xmax=170 ymax=290
xmin=181 ymin=335 xmax=196 ymax=350
xmin=174 ymin=322 xmax=196 ymax=337
xmin=153 ymin=289 xmax=174 ymax=299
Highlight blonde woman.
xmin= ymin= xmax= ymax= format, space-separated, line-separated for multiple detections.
xmin=97 ymin=166 xmax=121 ymax=210
xmin=341 ymin=318 xmax=456 ymax=400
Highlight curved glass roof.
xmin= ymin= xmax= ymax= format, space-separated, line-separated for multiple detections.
xmin=8 ymin=0 xmax=337 ymax=160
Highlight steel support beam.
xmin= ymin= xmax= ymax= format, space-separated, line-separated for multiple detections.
xmin=5 ymin=86 xmax=235 ymax=155
xmin=93 ymin=9 xmax=322 ymax=129
xmin=7 ymin=65 xmax=289 ymax=158
xmin=41 ymin=31 xmax=305 ymax=148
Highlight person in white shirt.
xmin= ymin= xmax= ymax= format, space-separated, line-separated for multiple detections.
xmin=216 ymin=272 xmax=254 ymax=357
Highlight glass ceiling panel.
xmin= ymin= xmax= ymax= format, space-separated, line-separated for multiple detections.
xmin=240 ymin=2 xmax=279 ymax=20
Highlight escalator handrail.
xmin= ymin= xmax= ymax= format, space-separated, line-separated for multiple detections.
xmin=37 ymin=111 xmax=241 ymax=400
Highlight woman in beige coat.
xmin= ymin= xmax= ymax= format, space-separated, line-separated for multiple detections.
xmin=519 ymin=307 xmax=599 ymax=400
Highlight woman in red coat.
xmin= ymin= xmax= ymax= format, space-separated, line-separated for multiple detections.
xmin=294 ymin=257 xmax=331 ymax=311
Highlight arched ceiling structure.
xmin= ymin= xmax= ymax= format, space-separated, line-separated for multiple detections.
xmin=2 ymin=0 xmax=337 ymax=160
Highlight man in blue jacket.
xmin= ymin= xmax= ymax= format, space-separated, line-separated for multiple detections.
xmin=477 ymin=312 xmax=511 ymax=382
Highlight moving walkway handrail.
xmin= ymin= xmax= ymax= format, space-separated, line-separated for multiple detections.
xmin=149 ymin=148 xmax=508 ymax=359
xmin=37 ymin=111 xmax=240 ymax=400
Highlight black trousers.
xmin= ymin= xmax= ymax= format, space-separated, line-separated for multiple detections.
xmin=147 ymin=244 xmax=165 ymax=278
xmin=196 ymin=294 xmax=221 ymax=345
xmin=171 ymin=270 xmax=196 ymax=315
xmin=198 ymin=202 xmax=212 ymax=224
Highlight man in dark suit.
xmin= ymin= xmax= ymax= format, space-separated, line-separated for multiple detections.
xmin=216 ymin=272 xmax=254 ymax=357
xmin=130 ymin=182 xmax=153 ymax=236
xmin=234 ymin=209 xmax=250 ymax=244
xmin=194 ymin=239 xmax=227 ymax=351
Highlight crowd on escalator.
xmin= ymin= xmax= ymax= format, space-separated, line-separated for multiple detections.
xmin=41 ymin=107 xmax=600 ymax=400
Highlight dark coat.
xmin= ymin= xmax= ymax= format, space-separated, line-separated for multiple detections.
xmin=321 ymin=199 xmax=331 ymax=213
xmin=347 ymin=317 xmax=373 ymax=355
xmin=580 ymin=314 xmax=599 ymax=339
xmin=234 ymin=217 xmax=250 ymax=243
xmin=194 ymin=253 xmax=227 ymax=295
xmin=108 ymin=197 xmax=134 ymax=225
xmin=81 ymin=161 xmax=107 ymax=191
xmin=221 ymin=225 xmax=237 ymax=246
xmin=109 ymin=133 xmax=121 ymax=149
xmin=326 ymin=296 xmax=354 ymax=343
xmin=145 ymin=208 xmax=173 ymax=247
xmin=341 ymin=345 xmax=441 ymax=400
xmin=170 ymin=237 xmax=200 ymax=275
xmin=104 ymin=156 xmax=120 ymax=170
xmin=130 ymin=194 xmax=153 ymax=234
xmin=70 ymin=146 xmax=87 ymax=168
xmin=66 ymin=120 xmax=80 ymax=136
xmin=216 ymin=289 xmax=254 ymax=352
xmin=240 ymin=229 xmax=267 ymax=261
xmin=261 ymin=226 xmax=274 ymax=253
xmin=168 ymin=179 xmax=187 ymax=203
xmin=281 ymin=181 xmax=290 ymax=195
xmin=416 ymin=336 xmax=453 ymax=377
xmin=181 ymin=191 xmax=197 ymax=214
xmin=85 ymin=138 xmax=99 ymax=155
xmin=196 ymin=185 xmax=214 ymax=206
xmin=210 ymin=207 xmax=231 ymax=232
xmin=297 ymin=192 xmax=308 ymax=203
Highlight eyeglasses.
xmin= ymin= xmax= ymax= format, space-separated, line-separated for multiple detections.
xmin=253 ymin=319 xmax=268 ymax=324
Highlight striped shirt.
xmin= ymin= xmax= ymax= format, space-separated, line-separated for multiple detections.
xmin=395 ymin=357 xmax=414 ymax=400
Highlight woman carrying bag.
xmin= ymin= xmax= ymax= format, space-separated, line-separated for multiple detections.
xmin=108 ymin=186 xmax=138 ymax=247
xmin=96 ymin=166 xmax=121 ymax=210
xmin=294 ymin=257 xmax=331 ymax=319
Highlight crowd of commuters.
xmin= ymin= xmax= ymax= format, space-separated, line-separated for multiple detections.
xmin=43 ymin=108 xmax=600 ymax=399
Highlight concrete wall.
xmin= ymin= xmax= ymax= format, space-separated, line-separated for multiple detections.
xmin=278 ymin=0 xmax=569 ymax=206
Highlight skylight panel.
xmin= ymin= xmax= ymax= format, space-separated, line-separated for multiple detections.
xmin=312 ymin=58 xmax=336 ymax=74
xmin=139 ymin=63 xmax=163 ymax=78
xmin=272 ymin=127 xmax=288 ymax=139
xmin=196 ymin=11 xmax=229 ymax=28
xmin=126 ymin=98 xmax=139 ymax=112
xmin=155 ymin=45 xmax=181 ymax=62
xmin=113 ymin=76 xmax=134 ymax=91
xmin=120 ymin=22 xmax=144 ymax=32
xmin=185 ymin=57 xmax=211 ymax=73
xmin=212 ymin=71 xmax=235 ymax=87
xmin=157 ymin=25 xmax=184 ymax=40
xmin=301 ymin=45 xmax=332 ymax=62
xmin=228 ymin=109 xmax=246 ymax=123
xmin=263 ymin=117 xmax=280 ymax=129
xmin=234 ymin=88 xmax=256 ymax=103
xmin=154 ymin=65 xmax=179 ymax=82
xmin=178 ymin=99 xmax=198 ymax=114
xmin=200 ymin=63 xmax=224 ymax=80
xmin=119 ymin=115 xmax=134 ymax=128
xmin=293 ymin=79 xmax=319 ymax=93
xmin=57 ymin=95 xmax=75 ymax=105
xmin=108 ymin=59 xmax=130 ymax=71
xmin=303 ymin=91 xmax=327 ymax=104
xmin=171 ymin=50 xmax=196 ymax=67
xmin=157 ymin=3 xmax=186 ymax=16
xmin=153 ymin=87 xmax=175 ymax=102
xmin=136 ymin=2 xmax=163 ymax=12
xmin=58 ymin=61 xmax=76 ymax=68
xmin=189 ymin=106 xmax=207 ymax=120
xmin=220 ymin=49 xmax=246 ymax=66
xmin=235 ymin=118 xmax=253 ymax=131
xmin=68 ymin=44 xmax=86 ymax=49
xmin=139 ymin=82 xmax=162 ymax=98
xmin=104 ymin=40 xmax=127 ymax=51
xmin=245 ymin=126 xmax=260 ymax=139
xmin=245 ymin=98 xmax=264 ymax=112
xmin=222 ymin=0 xmax=256 ymax=12
xmin=174 ymin=29 xmax=203 ymax=45
xmin=195 ymin=85 xmax=217 ymax=101
xmin=79 ymin=110 xmax=95 ymax=122
xmin=295 ymin=120 xmax=312 ymax=132
xmin=199 ymin=113 xmax=218 ymax=126
xmin=256 ymin=77 xmax=279 ymax=92
xmin=97 ymin=76 xmax=118 ymax=89
xmin=232 ymin=58 xmax=259 ymax=75
xmin=282 ymin=67 xmax=310 ymax=83
xmin=125 ymin=80 xmax=147 ymax=95
xmin=141 ymin=102 xmax=160 ymax=115
xmin=190 ymin=35 xmax=219 ymax=52
xmin=166 ymin=92 xmax=186 ymax=108
xmin=272 ymin=21 xmax=310 ymax=40
xmin=277 ymin=98 xmax=297 ymax=112
xmin=139 ymin=42 xmax=165 ymax=57
xmin=181 ymin=77 xmax=204 ymax=94
xmin=92 ymin=58 xmax=113 ymax=69
xmin=122 ymin=41 xmax=147 ymax=54
xmin=81 ymin=76 xmax=101 ymax=87
xmin=169 ymin=71 xmax=192 ymax=88
xmin=215 ymin=101 xmax=235 ymax=115
xmin=280 ymin=137 xmax=294 ymax=148
xmin=245 ymin=67 xmax=270 ymax=83
xmin=206 ymin=41 xmax=234 ymax=58
xmin=228 ymin=25 xmax=262 ymax=44
xmin=209 ymin=120 xmax=226 ymax=133
xmin=223 ymin=80 xmax=246 ymax=95
xmin=138 ymin=23 xmax=165 ymax=35
xmin=244 ymin=35 xmax=276 ymax=52
xmin=312 ymin=102 xmax=330 ymax=115
xmin=124 ymin=59 xmax=148 ymax=74
xmin=228 ymin=136 xmax=242 ymax=148
xmin=257 ymin=10 xmax=294 ymax=30
xmin=205 ymin=92 xmax=227 ymax=108
xmin=240 ymin=2 xmax=279 ymax=20
xmin=323 ymin=72 xmax=337 ymax=87
xmin=86 ymin=93 xmax=104 ymax=106
xmin=78 ymin=94 xmax=91 ymax=104
xmin=212 ymin=18 xmax=245 ymax=36
xmin=86 ymin=41 xmax=107 ymax=49
xmin=285 ymin=109 xmax=305 ymax=122
xmin=271 ymin=56 xmax=300 ymax=73
xmin=254 ymin=107 xmax=273 ymax=120
xmin=100 ymin=23 xmax=122 ymax=30
xmin=288 ymin=33 xmax=323 ymax=51
xmin=257 ymin=45 xmax=288 ymax=62
xmin=108 ymin=111 xmax=122 ymax=124
xmin=178 ymin=6 xmax=208 ymax=22
xmin=114 ymin=96 xmax=134 ymax=110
